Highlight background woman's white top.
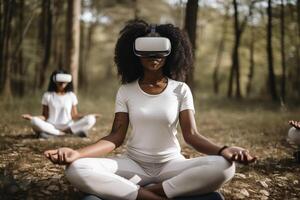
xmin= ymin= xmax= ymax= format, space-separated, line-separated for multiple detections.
xmin=42 ymin=92 xmax=78 ymax=129
xmin=115 ymin=78 xmax=195 ymax=163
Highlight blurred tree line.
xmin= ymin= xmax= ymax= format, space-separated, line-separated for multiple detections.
xmin=0 ymin=0 xmax=299 ymax=103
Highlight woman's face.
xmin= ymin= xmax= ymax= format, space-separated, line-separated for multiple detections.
xmin=140 ymin=57 xmax=166 ymax=72
xmin=56 ymin=82 xmax=68 ymax=91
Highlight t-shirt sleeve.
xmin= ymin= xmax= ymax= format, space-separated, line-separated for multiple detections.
xmin=115 ymin=86 xmax=128 ymax=113
xmin=41 ymin=92 xmax=50 ymax=105
xmin=70 ymin=92 xmax=78 ymax=106
xmin=180 ymin=83 xmax=195 ymax=114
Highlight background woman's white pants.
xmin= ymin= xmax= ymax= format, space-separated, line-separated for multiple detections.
xmin=65 ymin=155 xmax=235 ymax=200
xmin=30 ymin=115 xmax=96 ymax=135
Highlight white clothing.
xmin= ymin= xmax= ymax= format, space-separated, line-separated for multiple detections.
xmin=288 ymin=127 xmax=300 ymax=145
xmin=66 ymin=155 xmax=235 ymax=200
xmin=31 ymin=115 xmax=96 ymax=135
xmin=42 ymin=92 xmax=78 ymax=127
xmin=115 ymin=78 xmax=195 ymax=163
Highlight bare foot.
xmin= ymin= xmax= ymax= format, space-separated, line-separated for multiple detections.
xmin=289 ymin=120 xmax=300 ymax=129
xmin=22 ymin=114 xmax=32 ymax=120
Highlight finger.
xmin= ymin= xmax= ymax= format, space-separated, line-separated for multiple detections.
xmin=62 ymin=152 xmax=68 ymax=164
xmin=231 ymin=153 xmax=238 ymax=161
xmin=242 ymin=151 xmax=249 ymax=165
xmin=49 ymin=154 xmax=58 ymax=164
xmin=239 ymin=151 xmax=244 ymax=163
xmin=249 ymin=156 xmax=257 ymax=163
xmin=244 ymin=151 xmax=256 ymax=163
xmin=58 ymin=150 xmax=64 ymax=164
xmin=44 ymin=149 xmax=58 ymax=155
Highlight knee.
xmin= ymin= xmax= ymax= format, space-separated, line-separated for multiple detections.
xmin=65 ymin=158 xmax=90 ymax=185
xmin=288 ymin=127 xmax=300 ymax=145
xmin=31 ymin=117 xmax=41 ymax=125
xmin=85 ymin=115 xmax=96 ymax=127
xmin=220 ymin=157 xmax=235 ymax=183
xmin=211 ymin=156 xmax=235 ymax=183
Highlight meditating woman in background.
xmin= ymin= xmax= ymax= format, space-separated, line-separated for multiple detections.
xmin=22 ymin=69 xmax=99 ymax=138
xmin=44 ymin=20 xmax=256 ymax=200
xmin=288 ymin=120 xmax=300 ymax=162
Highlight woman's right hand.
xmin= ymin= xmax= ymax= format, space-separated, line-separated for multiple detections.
xmin=289 ymin=120 xmax=300 ymax=129
xmin=44 ymin=147 xmax=81 ymax=165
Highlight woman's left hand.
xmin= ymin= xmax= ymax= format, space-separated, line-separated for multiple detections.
xmin=91 ymin=113 xmax=102 ymax=118
xmin=221 ymin=146 xmax=257 ymax=165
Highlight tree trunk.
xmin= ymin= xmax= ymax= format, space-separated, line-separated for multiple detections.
xmin=184 ymin=0 xmax=198 ymax=91
xmin=280 ymin=0 xmax=286 ymax=102
xmin=213 ymin=5 xmax=229 ymax=94
xmin=65 ymin=0 xmax=81 ymax=93
xmin=266 ymin=0 xmax=278 ymax=101
xmin=2 ymin=0 xmax=14 ymax=97
xmin=296 ymin=0 xmax=300 ymax=97
xmin=0 ymin=1 xmax=3 ymax=88
xmin=52 ymin=0 xmax=63 ymax=70
xmin=246 ymin=23 xmax=255 ymax=97
xmin=228 ymin=0 xmax=241 ymax=98
xmin=13 ymin=0 xmax=24 ymax=96
xmin=38 ymin=0 xmax=52 ymax=89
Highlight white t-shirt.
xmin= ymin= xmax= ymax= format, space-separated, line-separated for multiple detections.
xmin=115 ymin=78 xmax=195 ymax=163
xmin=42 ymin=92 xmax=78 ymax=128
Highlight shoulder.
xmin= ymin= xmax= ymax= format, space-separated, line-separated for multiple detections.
xmin=42 ymin=92 xmax=52 ymax=98
xmin=168 ymin=78 xmax=191 ymax=93
xmin=67 ymin=91 xmax=77 ymax=97
xmin=67 ymin=92 xmax=78 ymax=100
xmin=117 ymin=81 xmax=137 ymax=93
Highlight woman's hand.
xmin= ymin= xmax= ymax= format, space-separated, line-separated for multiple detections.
xmin=91 ymin=113 xmax=102 ymax=118
xmin=221 ymin=146 xmax=257 ymax=165
xmin=21 ymin=114 xmax=32 ymax=120
xmin=289 ymin=120 xmax=300 ymax=129
xmin=44 ymin=147 xmax=81 ymax=165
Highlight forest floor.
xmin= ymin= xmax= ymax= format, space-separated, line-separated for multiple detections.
xmin=0 ymin=89 xmax=300 ymax=200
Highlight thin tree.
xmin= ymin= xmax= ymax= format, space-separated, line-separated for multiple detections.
xmin=213 ymin=3 xmax=229 ymax=94
xmin=296 ymin=0 xmax=300 ymax=96
xmin=246 ymin=20 xmax=255 ymax=97
xmin=280 ymin=0 xmax=286 ymax=102
xmin=13 ymin=0 xmax=24 ymax=96
xmin=38 ymin=0 xmax=52 ymax=89
xmin=2 ymin=0 xmax=14 ymax=97
xmin=266 ymin=0 xmax=278 ymax=101
xmin=0 ymin=1 xmax=3 ymax=87
xmin=183 ymin=0 xmax=199 ymax=90
xmin=227 ymin=0 xmax=256 ymax=98
xmin=65 ymin=0 xmax=81 ymax=93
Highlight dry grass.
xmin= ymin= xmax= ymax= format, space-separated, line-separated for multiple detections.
xmin=0 ymin=83 xmax=299 ymax=199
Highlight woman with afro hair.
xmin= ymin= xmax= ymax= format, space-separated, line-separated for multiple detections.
xmin=44 ymin=20 xmax=256 ymax=200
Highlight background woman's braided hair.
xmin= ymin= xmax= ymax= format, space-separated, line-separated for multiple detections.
xmin=114 ymin=19 xmax=193 ymax=84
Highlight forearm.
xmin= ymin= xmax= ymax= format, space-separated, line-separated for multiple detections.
xmin=185 ymin=132 xmax=221 ymax=155
xmin=76 ymin=134 xmax=123 ymax=158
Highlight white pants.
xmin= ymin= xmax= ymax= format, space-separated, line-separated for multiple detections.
xmin=288 ymin=127 xmax=300 ymax=145
xmin=65 ymin=155 xmax=235 ymax=200
xmin=30 ymin=115 xmax=96 ymax=136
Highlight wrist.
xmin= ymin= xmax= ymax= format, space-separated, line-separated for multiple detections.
xmin=217 ymin=145 xmax=229 ymax=156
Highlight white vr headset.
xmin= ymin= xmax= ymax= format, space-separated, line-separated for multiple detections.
xmin=53 ymin=73 xmax=72 ymax=83
xmin=134 ymin=37 xmax=171 ymax=58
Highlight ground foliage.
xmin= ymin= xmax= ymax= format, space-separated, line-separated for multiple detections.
xmin=0 ymin=96 xmax=299 ymax=200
